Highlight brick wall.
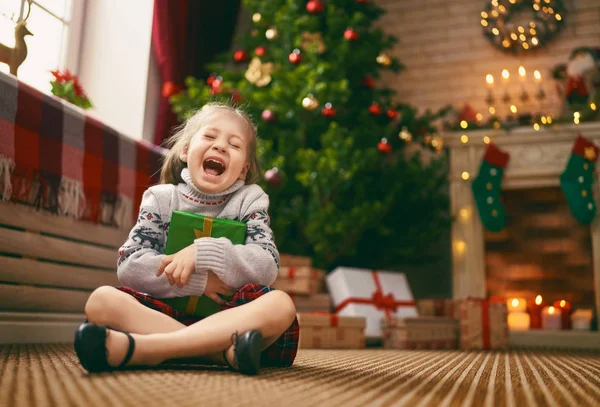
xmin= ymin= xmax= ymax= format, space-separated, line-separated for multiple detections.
xmin=377 ymin=0 xmax=600 ymax=119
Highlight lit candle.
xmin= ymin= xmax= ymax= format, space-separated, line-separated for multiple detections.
xmin=486 ymin=74 xmax=494 ymax=88
xmin=502 ymin=69 xmax=510 ymax=82
xmin=571 ymin=309 xmax=593 ymax=331
xmin=552 ymin=300 xmax=572 ymax=329
xmin=508 ymin=312 xmax=530 ymax=331
xmin=533 ymin=70 xmax=542 ymax=83
xmin=528 ymin=295 xmax=545 ymax=329
xmin=507 ymin=297 xmax=527 ymax=313
xmin=518 ymin=66 xmax=526 ymax=81
xmin=541 ymin=306 xmax=562 ymax=330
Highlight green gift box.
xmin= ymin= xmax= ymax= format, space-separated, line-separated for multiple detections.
xmin=159 ymin=210 xmax=247 ymax=318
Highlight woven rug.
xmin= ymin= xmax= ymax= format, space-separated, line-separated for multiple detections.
xmin=1 ymin=345 xmax=599 ymax=407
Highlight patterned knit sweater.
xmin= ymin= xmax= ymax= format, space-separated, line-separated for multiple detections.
xmin=117 ymin=168 xmax=280 ymax=298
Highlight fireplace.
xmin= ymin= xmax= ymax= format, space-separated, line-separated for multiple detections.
xmin=445 ymin=122 xmax=600 ymax=321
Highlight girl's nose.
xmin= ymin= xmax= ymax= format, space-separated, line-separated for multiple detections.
xmin=212 ymin=143 xmax=227 ymax=153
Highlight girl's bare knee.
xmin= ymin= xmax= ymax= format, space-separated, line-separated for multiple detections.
xmin=269 ymin=290 xmax=297 ymax=326
xmin=85 ymin=286 xmax=130 ymax=323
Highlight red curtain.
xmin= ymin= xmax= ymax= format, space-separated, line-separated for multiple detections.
xmin=151 ymin=0 xmax=189 ymax=146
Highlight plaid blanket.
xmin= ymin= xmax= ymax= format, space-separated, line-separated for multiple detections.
xmin=0 ymin=71 xmax=165 ymax=229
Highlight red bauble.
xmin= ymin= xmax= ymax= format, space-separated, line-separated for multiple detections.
xmin=322 ymin=103 xmax=337 ymax=118
xmin=387 ymin=109 xmax=399 ymax=120
xmin=289 ymin=49 xmax=302 ymax=64
xmin=261 ymin=109 xmax=276 ymax=122
xmin=369 ymin=103 xmax=382 ymax=115
xmin=210 ymin=77 xmax=223 ymax=95
xmin=361 ymin=76 xmax=375 ymax=88
xmin=344 ymin=28 xmax=359 ymax=41
xmin=233 ymin=49 xmax=249 ymax=63
xmin=356 ymin=0 xmax=369 ymax=3
xmin=206 ymin=75 xmax=216 ymax=86
xmin=264 ymin=167 xmax=281 ymax=186
xmin=306 ymin=0 xmax=324 ymax=14
xmin=255 ymin=46 xmax=267 ymax=57
xmin=231 ymin=91 xmax=243 ymax=103
xmin=378 ymin=138 xmax=392 ymax=153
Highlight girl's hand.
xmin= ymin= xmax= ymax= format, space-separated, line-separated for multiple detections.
xmin=204 ymin=271 xmax=236 ymax=304
xmin=156 ymin=244 xmax=195 ymax=287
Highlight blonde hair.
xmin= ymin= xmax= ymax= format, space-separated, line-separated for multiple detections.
xmin=160 ymin=102 xmax=261 ymax=185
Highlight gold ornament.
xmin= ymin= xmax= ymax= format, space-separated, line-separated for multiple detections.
xmin=266 ymin=27 xmax=279 ymax=40
xmin=584 ymin=146 xmax=597 ymax=161
xmin=431 ymin=136 xmax=444 ymax=152
xmin=251 ymin=29 xmax=259 ymax=37
xmin=424 ymin=135 xmax=433 ymax=146
xmin=245 ymin=57 xmax=274 ymax=87
xmin=252 ymin=13 xmax=262 ymax=23
xmin=376 ymin=53 xmax=392 ymax=67
xmin=301 ymin=32 xmax=326 ymax=54
xmin=302 ymin=94 xmax=319 ymax=110
xmin=398 ymin=126 xmax=412 ymax=142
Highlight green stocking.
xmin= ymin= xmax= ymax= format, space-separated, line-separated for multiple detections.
xmin=471 ymin=143 xmax=510 ymax=232
xmin=560 ymin=135 xmax=599 ymax=225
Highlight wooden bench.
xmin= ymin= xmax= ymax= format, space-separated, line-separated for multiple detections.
xmin=0 ymin=201 xmax=129 ymax=344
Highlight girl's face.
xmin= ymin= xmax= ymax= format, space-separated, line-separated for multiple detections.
xmin=180 ymin=110 xmax=251 ymax=194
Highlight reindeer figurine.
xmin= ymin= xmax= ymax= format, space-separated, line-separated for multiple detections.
xmin=0 ymin=0 xmax=33 ymax=76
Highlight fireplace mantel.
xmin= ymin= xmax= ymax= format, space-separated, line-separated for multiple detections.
xmin=444 ymin=122 xmax=600 ymax=319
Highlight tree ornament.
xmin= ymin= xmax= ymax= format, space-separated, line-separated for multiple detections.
xmin=377 ymin=53 xmax=392 ymax=67
xmin=254 ymin=46 xmax=267 ymax=57
xmin=560 ymin=136 xmax=599 ymax=224
xmin=368 ymin=103 xmax=382 ymax=115
xmin=306 ymin=0 xmax=324 ymax=14
xmin=378 ymin=138 xmax=392 ymax=153
xmin=302 ymin=94 xmax=320 ymax=110
xmin=387 ymin=109 xmax=399 ymax=120
xmin=398 ymin=126 xmax=413 ymax=142
xmin=431 ymin=136 xmax=444 ymax=153
xmin=261 ymin=109 xmax=276 ymax=122
xmin=210 ymin=76 xmax=223 ymax=95
xmin=231 ymin=90 xmax=243 ymax=103
xmin=245 ymin=57 xmax=274 ymax=87
xmin=322 ymin=102 xmax=337 ymax=118
xmin=472 ymin=143 xmax=510 ymax=232
xmin=233 ymin=49 xmax=249 ymax=63
xmin=361 ymin=76 xmax=375 ymax=88
xmin=301 ymin=32 xmax=326 ymax=54
xmin=264 ymin=167 xmax=282 ymax=186
xmin=289 ymin=49 xmax=302 ymax=64
xmin=357 ymin=0 xmax=369 ymax=3
xmin=265 ymin=27 xmax=279 ymax=40
xmin=206 ymin=75 xmax=216 ymax=86
xmin=344 ymin=28 xmax=359 ymax=41
xmin=252 ymin=13 xmax=262 ymax=23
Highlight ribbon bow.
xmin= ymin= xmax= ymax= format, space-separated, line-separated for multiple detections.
xmin=372 ymin=291 xmax=398 ymax=313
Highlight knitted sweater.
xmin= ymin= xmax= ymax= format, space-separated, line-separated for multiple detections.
xmin=117 ymin=168 xmax=280 ymax=298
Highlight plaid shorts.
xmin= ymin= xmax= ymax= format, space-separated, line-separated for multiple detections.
xmin=116 ymin=284 xmax=299 ymax=367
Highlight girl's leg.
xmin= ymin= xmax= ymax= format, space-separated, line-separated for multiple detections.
xmin=103 ymin=290 xmax=296 ymax=367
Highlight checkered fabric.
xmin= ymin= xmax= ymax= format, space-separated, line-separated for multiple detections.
xmin=117 ymin=284 xmax=299 ymax=367
xmin=0 ymin=71 xmax=164 ymax=228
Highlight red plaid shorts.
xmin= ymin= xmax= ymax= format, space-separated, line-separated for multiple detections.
xmin=116 ymin=284 xmax=299 ymax=367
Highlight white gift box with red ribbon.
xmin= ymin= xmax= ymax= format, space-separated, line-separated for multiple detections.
xmin=326 ymin=267 xmax=419 ymax=339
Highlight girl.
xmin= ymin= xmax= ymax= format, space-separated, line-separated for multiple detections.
xmin=75 ymin=103 xmax=298 ymax=376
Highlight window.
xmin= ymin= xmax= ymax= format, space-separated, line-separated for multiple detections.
xmin=0 ymin=0 xmax=85 ymax=93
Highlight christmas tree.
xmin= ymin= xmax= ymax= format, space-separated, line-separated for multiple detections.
xmin=170 ymin=0 xmax=451 ymax=270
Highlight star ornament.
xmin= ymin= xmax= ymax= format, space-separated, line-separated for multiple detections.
xmin=584 ymin=146 xmax=597 ymax=161
xmin=245 ymin=57 xmax=274 ymax=87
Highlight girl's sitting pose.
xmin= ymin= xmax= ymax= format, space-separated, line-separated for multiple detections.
xmin=74 ymin=103 xmax=298 ymax=376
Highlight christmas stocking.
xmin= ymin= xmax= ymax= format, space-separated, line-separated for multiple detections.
xmin=560 ymin=135 xmax=599 ymax=225
xmin=471 ymin=143 xmax=510 ymax=232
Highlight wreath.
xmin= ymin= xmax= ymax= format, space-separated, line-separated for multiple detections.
xmin=481 ymin=0 xmax=567 ymax=54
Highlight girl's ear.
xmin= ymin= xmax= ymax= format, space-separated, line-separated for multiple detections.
xmin=238 ymin=163 xmax=250 ymax=181
xmin=179 ymin=145 xmax=189 ymax=163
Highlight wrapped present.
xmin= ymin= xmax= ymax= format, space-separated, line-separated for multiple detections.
xmin=280 ymin=254 xmax=312 ymax=267
xmin=271 ymin=267 xmax=325 ymax=294
xmin=417 ymin=299 xmax=458 ymax=319
xmin=382 ymin=317 xmax=458 ymax=349
xmin=326 ymin=267 xmax=418 ymax=339
xmin=459 ymin=297 xmax=508 ymax=350
xmin=160 ymin=211 xmax=247 ymax=318
xmin=297 ymin=312 xmax=366 ymax=349
xmin=291 ymin=293 xmax=331 ymax=313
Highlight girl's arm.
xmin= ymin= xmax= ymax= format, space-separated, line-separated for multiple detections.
xmin=193 ymin=188 xmax=279 ymax=288
xmin=117 ymin=189 xmax=208 ymax=298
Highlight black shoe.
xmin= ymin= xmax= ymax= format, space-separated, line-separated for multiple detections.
xmin=74 ymin=323 xmax=135 ymax=373
xmin=223 ymin=330 xmax=263 ymax=376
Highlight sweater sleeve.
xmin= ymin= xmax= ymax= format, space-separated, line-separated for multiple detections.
xmin=193 ymin=187 xmax=279 ymax=288
xmin=116 ymin=188 xmax=208 ymax=298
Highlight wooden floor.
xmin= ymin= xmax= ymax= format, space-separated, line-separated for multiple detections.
xmin=1 ymin=345 xmax=599 ymax=406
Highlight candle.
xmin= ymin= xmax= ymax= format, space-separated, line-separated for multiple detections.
xmin=542 ymin=306 xmax=562 ymax=330
xmin=528 ymin=295 xmax=545 ymax=329
xmin=518 ymin=66 xmax=526 ymax=81
xmin=571 ymin=309 xmax=593 ymax=331
xmin=486 ymin=74 xmax=494 ymax=88
xmin=533 ymin=70 xmax=542 ymax=83
xmin=552 ymin=300 xmax=572 ymax=329
xmin=508 ymin=311 xmax=530 ymax=331
xmin=502 ymin=69 xmax=510 ymax=82
xmin=507 ymin=297 xmax=527 ymax=313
